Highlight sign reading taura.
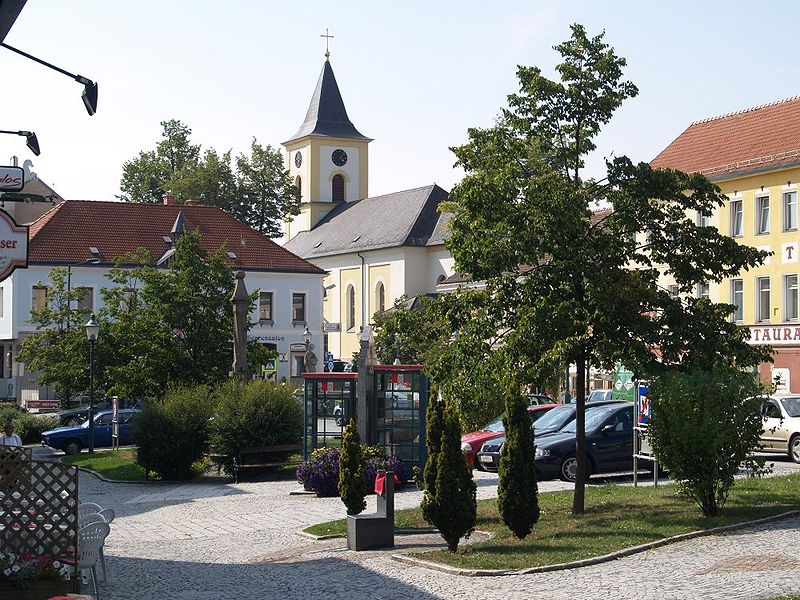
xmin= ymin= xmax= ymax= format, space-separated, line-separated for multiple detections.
xmin=749 ymin=324 xmax=800 ymax=345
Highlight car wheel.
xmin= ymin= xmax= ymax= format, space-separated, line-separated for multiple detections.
xmin=558 ymin=454 xmax=592 ymax=482
xmin=63 ymin=440 xmax=82 ymax=456
xmin=790 ymin=435 xmax=800 ymax=464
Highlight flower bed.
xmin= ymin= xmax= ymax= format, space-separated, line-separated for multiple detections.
xmin=297 ymin=446 xmax=409 ymax=497
xmin=0 ymin=551 xmax=79 ymax=599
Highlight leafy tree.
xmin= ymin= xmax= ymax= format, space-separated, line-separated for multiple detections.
xmin=17 ymin=268 xmax=102 ymax=407
xmin=647 ymin=364 xmax=767 ymax=516
xmin=442 ymin=24 xmax=769 ymax=514
xmin=235 ymin=139 xmax=301 ymax=237
xmin=497 ymin=385 xmax=540 ymax=538
xmin=338 ymin=418 xmax=367 ymax=515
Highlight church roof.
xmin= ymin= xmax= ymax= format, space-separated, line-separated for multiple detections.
xmin=284 ymin=184 xmax=450 ymax=259
xmin=651 ymin=96 xmax=800 ymax=179
xmin=28 ymin=200 xmax=325 ymax=274
xmin=285 ymin=59 xmax=371 ymax=143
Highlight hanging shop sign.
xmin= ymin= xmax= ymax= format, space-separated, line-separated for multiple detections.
xmin=0 ymin=208 xmax=28 ymax=282
xmin=0 ymin=166 xmax=24 ymax=192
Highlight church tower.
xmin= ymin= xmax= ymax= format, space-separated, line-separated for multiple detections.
xmin=282 ymin=51 xmax=372 ymax=241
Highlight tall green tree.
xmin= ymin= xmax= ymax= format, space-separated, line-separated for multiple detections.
xmin=443 ymin=24 xmax=769 ymax=514
xmin=497 ymin=385 xmax=540 ymax=538
xmin=235 ymin=139 xmax=301 ymax=237
xmin=338 ymin=418 xmax=367 ymax=515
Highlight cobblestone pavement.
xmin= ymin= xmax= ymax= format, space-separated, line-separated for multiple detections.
xmin=71 ymin=455 xmax=800 ymax=600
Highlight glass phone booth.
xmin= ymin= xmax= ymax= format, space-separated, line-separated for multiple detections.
xmin=302 ymin=372 xmax=357 ymax=459
xmin=372 ymin=365 xmax=428 ymax=469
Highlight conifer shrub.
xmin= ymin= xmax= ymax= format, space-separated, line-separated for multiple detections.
xmin=339 ymin=418 xmax=367 ymax=515
xmin=497 ymin=385 xmax=540 ymax=538
xmin=420 ymin=386 xmax=444 ymax=525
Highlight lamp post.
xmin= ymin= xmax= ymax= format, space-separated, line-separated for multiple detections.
xmin=0 ymin=129 xmax=39 ymax=155
xmin=85 ymin=314 xmax=99 ymax=453
xmin=66 ymin=257 xmax=100 ymax=329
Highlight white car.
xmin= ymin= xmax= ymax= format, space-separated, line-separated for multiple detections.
xmin=758 ymin=396 xmax=800 ymax=463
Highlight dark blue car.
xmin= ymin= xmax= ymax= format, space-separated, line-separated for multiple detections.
xmin=41 ymin=409 xmax=141 ymax=455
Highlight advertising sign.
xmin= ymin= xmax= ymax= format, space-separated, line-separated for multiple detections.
xmin=612 ymin=365 xmax=635 ymax=402
xmin=637 ymin=383 xmax=650 ymax=425
xmin=0 ymin=166 xmax=24 ymax=192
xmin=0 ymin=209 xmax=28 ymax=282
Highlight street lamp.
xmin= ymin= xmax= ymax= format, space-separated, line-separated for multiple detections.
xmin=84 ymin=314 xmax=100 ymax=453
xmin=1 ymin=42 xmax=98 ymax=115
xmin=0 ymin=129 xmax=39 ymax=155
xmin=66 ymin=257 xmax=101 ymax=329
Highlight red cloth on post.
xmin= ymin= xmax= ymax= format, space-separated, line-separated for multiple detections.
xmin=374 ymin=472 xmax=385 ymax=495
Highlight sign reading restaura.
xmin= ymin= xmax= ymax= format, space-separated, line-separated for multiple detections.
xmin=0 ymin=209 xmax=28 ymax=282
xmin=0 ymin=166 xmax=24 ymax=192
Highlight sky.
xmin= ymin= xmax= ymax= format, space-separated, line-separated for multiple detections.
xmin=4 ymin=1 xmax=800 ymax=203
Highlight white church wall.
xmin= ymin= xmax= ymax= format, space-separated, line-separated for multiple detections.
xmin=426 ymin=247 xmax=455 ymax=289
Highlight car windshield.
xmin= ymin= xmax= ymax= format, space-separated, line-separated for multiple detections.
xmin=561 ymin=406 xmax=618 ymax=434
xmin=481 ymin=415 xmax=505 ymax=433
xmin=533 ymin=405 xmax=574 ymax=432
xmin=780 ymin=397 xmax=800 ymax=417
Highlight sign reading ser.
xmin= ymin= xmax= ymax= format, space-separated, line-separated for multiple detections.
xmin=0 ymin=166 xmax=24 ymax=192
xmin=0 ymin=209 xmax=28 ymax=282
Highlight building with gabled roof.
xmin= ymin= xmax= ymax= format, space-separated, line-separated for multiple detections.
xmin=281 ymin=54 xmax=454 ymax=361
xmin=1 ymin=198 xmax=326 ymax=407
xmin=652 ymin=96 xmax=800 ymax=393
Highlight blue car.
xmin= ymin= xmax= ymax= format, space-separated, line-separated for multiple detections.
xmin=41 ymin=409 xmax=141 ymax=455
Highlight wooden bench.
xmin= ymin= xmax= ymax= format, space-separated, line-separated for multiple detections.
xmin=233 ymin=443 xmax=303 ymax=483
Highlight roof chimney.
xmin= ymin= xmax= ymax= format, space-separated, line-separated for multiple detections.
xmin=184 ymin=198 xmax=197 ymax=206
xmin=163 ymin=193 xmax=175 ymax=205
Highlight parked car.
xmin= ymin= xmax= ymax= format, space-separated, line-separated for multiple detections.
xmin=756 ymin=395 xmax=800 ymax=463
xmin=461 ymin=404 xmax=557 ymax=468
xmin=527 ymin=394 xmax=555 ymax=405
xmin=476 ymin=401 xmax=635 ymax=476
xmin=57 ymin=397 xmax=145 ymax=426
xmin=42 ymin=409 xmax=141 ymax=455
xmin=587 ymin=389 xmax=614 ymax=402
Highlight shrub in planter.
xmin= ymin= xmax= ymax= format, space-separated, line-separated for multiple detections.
xmin=297 ymin=447 xmax=341 ymax=497
xmin=134 ymin=385 xmax=214 ymax=480
xmin=210 ymin=380 xmax=303 ymax=475
xmin=364 ymin=454 xmax=409 ymax=489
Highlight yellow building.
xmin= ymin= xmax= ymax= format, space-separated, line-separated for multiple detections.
xmin=652 ymin=97 xmax=800 ymax=393
xmin=283 ymin=54 xmax=454 ymax=361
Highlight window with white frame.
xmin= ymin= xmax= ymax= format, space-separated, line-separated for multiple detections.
xmin=756 ymin=195 xmax=770 ymax=234
xmin=32 ymin=285 xmax=47 ymax=313
xmin=757 ymin=276 xmax=771 ymax=322
xmin=783 ymin=190 xmax=798 ymax=231
xmin=259 ymin=291 xmax=273 ymax=322
xmin=697 ymin=211 xmax=710 ymax=228
xmin=76 ymin=287 xmax=93 ymax=311
xmin=667 ymin=284 xmax=679 ymax=298
xmin=730 ymin=198 xmax=743 ymax=237
xmin=731 ymin=279 xmax=743 ymax=322
xmin=785 ymin=274 xmax=799 ymax=321
xmin=375 ymin=281 xmax=385 ymax=313
xmin=292 ymin=293 xmax=305 ymax=323
xmin=697 ymin=282 xmax=710 ymax=300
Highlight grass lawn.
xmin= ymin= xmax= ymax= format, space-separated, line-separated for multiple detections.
xmin=305 ymin=474 xmax=800 ymax=570
xmin=62 ymin=448 xmax=149 ymax=481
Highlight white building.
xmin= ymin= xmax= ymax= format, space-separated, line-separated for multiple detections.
xmin=0 ymin=198 xmax=326 ymax=408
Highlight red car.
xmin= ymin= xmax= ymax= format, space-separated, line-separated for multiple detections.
xmin=461 ymin=404 xmax=557 ymax=468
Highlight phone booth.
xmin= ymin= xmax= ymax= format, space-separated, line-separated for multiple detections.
xmin=302 ymin=372 xmax=357 ymax=459
xmin=372 ymin=365 xmax=428 ymax=469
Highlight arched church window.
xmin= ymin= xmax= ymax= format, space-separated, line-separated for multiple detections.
xmin=295 ymin=175 xmax=302 ymax=200
xmin=346 ymin=284 xmax=356 ymax=330
xmin=376 ymin=281 xmax=385 ymax=313
xmin=332 ymin=174 xmax=345 ymax=203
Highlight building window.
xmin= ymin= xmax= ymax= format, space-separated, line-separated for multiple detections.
xmin=756 ymin=195 xmax=770 ymax=234
xmin=730 ymin=199 xmax=743 ymax=237
xmin=346 ymin=284 xmax=355 ymax=330
xmin=332 ymin=174 xmax=345 ymax=202
xmin=697 ymin=211 xmax=710 ymax=228
xmin=785 ymin=274 xmax=799 ymax=322
xmin=295 ymin=176 xmax=302 ymax=201
xmin=783 ymin=191 xmax=797 ymax=231
xmin=697 ymin=282 xmax=710 ymax=300
xmin=667 ymin=284 xmax=679 ymax=298
xmin=76 ymin=287 xmax=93 ymax=311
xmin=292 ymin=293 xmax=306 ymax=323
xmin=731 ymin=279 xmax=743 ymax=323
xmin=375 ymin=281 xmax=385 ymax=313
xmin=259 ymin=291 xmax=273 ymax=322
xmin=757 ymin=276 xmax=771 ymax=322
xmin=32 ymin=285 xmax=47 ymax=313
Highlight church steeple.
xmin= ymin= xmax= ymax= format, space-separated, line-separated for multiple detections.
xmin=285 ymin=59 xmax=370 ymax=143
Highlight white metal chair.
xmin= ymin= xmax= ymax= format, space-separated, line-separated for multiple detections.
xmin=63 ymin=521 xmax=110 ymax=600
xmin=78 ymin=504 xmax=115 ymax=582
xmin=78 ymin=501 xmax=104 ymax=522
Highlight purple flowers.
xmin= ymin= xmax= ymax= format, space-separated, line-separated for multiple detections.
xmin=297 ymin=446 xmax=409 ymax=497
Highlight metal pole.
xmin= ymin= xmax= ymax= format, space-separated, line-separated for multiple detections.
xmin=66 ymin=265 xmax=72 ymax=330
xmin=88 ymin=338 xmax=95 ymax=453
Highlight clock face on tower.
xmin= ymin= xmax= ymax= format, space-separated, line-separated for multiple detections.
xmin=294 ymin=151 xmax=302 ymax=168
xmin=331 ymin=148 xmax=348 ymax=167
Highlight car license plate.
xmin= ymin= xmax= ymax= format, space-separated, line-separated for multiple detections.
xmin=479 ymin=455 xmax=493 ymax=464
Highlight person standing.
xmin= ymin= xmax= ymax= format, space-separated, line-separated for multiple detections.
xmin=1 ymin=421 xmax=22 ymax=446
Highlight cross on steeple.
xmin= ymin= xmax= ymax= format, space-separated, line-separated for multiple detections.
xmin=321 ymin=28 xmax=334 ymax=59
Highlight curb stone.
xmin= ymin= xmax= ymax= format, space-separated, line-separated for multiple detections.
xmin=390 ymin=510 xmax=800 ymax=577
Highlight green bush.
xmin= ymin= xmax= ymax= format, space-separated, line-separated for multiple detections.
xmin=210 ymin=380 xmax=303 ymax=475
xmin=134 ymin=385 xmax=215 ymax=480
xmin=14 ymin=413 xmax=59 ymax=445
xmin=338 ymin=418 xmax=367 ymax=515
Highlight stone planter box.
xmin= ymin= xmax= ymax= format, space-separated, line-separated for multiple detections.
xmin=0 ymin=578 xmax=80 ymax=600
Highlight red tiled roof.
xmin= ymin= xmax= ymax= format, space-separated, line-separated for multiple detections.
xmin=28 ymin=200 xmax=325 ymax=274
xmin=650 ymin=96 xmax=800 ymax=179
